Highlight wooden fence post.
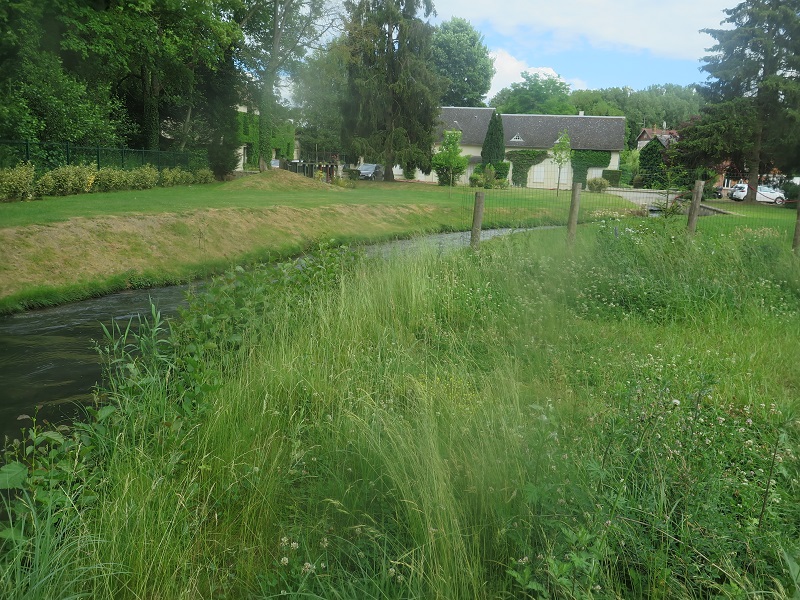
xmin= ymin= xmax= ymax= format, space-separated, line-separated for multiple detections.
xmin=793 ymin=200 xmax=800 ymax=252
xmin=470 ymin=191 xmax=485 ymax=251
xmin=567 ymin=182 xmax=581 ymax=244
xmin=687 ymin=180 xmax=705 ymax=234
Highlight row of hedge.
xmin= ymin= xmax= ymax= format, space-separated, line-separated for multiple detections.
xmin=0 ymin=162 xmax=216 ymax=202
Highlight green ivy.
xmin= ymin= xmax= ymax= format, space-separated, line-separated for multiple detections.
xmin=571 ymin=150 xmax=610 ymax=188
xmin=505 ymin=150 xmax=548 ymax=187
xmin=237 ymin=111 xmax=259 ymax=145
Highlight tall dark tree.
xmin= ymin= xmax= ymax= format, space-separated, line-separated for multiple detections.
xmin=480 ymin=110 xmax=504 ymax=165
xmin=342 ymin=0 xmax=444 ymax=181
xmin=431 ymin=17 xmax=495 ymax=107
xmin=701 ymin=0 xmax=800 ymax=198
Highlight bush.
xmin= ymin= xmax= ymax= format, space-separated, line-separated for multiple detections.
xmin=193 ymin=168 xmax=215 ymax=184
xmin=468 ymin=164 xmax=509 ymax=189
xmin=0 ymin=162 xmax=36 ymax=201
xmin=160 ymin=166 xmax=194 ymax=187
xmin=492 ymin=161 xmax=510 ymax=181
xmin=782 ymin=181 xmax=800 ymax=201
xmin=42 ymin=165 xmax=96 ymax=196
xmin=602 ymin=169 xmax=621 ymax=186
xmin=587 ymin=177 xmax=610 ymax=193
xmin=91 ymin=167 xmax=127 ymax=193
xmin=342 ymin=168 xmax=360 ymax=181
xmin=130 ymin=165 xmax=159 ymax=190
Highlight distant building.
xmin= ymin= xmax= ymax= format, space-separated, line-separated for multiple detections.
xmin=636 ymin=126 xmax=679 ymax=150
xmin=415 ymin=106 xmax=626 ymax=187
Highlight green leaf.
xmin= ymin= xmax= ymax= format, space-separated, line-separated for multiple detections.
xmin=0 ymin=461 xmax=28 ymax=489
xmin=97 ymin=405 xmax=117 ymax=422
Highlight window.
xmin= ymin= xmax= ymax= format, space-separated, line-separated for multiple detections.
xmin=510 ymin=133 xmax=524 ymax=142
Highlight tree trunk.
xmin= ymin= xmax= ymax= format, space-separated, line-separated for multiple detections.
xmin=258 ymin=88 xmax=274 ymax=171
xmin=744 ymin=117 xmax=763 ymax=203
xmin=142 ymin=66 xmax=161 ymax=151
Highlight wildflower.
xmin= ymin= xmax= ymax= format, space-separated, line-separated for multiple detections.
xmin=280 ymin=536 xmax=289 ymax=547
xmin=320 ymin=537 xmax=329 ymax=548
xmin=388 ymin=568 xmax=396 ymax=577
xmin=302 ymin=562 xmax=315 ymax=573
xmin=291 ymin=541 xmax=299 ymax=550
xmin=280 ymin=557 xmax=289 ymax=566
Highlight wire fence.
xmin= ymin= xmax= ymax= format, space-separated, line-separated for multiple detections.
xmin=0 ymin=139 xmax=208 ymax=172
xmin=452 ymin=164 xmax=800 ymax=249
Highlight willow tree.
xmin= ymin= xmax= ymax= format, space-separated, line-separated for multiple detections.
xmin=342 ymin=0 xmax=444 ymax=181
xmin=701 ymin=0 xmax=800 ymax=199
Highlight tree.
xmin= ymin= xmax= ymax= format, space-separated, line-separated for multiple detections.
xmin=236 ymin=0 xmax=334 ymax=168
xmin=431 ymin=129 xmax=468 ymax=185
xmin=551 ymin=129 xmax=571 ymax=195
xmin=701 ymin=0 xmax=800 ymax=200
xmin=491 ymin=72 xmax=575 ymax=115
xmin=431 ymin=17 xmax=495 ymax=107
xmin=342 ymin=0 xmax=444 ymax=182
xmin=481 ymin=110 xmax=505 ymax=165
xmin=672 ymin=99 xmax=756 ymax=178
xmin=293 ymin=37 xmax=349 ymax=159
xmin=639 ymin=139 xmax=668 ymax=189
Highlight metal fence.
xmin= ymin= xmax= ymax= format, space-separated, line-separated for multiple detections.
xmin=0 ymin=139 xmax=208 ymax=172
xmin=451 ymin=163 xmax=800 ymax=249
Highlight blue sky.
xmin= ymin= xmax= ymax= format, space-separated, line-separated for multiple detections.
xmin=431 ymin=0 xmax=734 ymax=99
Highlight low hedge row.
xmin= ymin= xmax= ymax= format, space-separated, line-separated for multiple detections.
xmin=0 ymin=163 xmax=215 ymax=202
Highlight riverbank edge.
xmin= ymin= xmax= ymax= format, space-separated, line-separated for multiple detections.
xmin=0 ymin=206 xmax=465 ymax=315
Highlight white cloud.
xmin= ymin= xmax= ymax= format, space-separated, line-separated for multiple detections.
xmin=488 ymin=49 xmax=586 ymax=101
xmin=433 ymin=0 xmax=730 ymax=61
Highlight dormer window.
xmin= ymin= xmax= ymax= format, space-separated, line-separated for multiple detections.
xmin=510 ymin=133 xmax=524 ymax=142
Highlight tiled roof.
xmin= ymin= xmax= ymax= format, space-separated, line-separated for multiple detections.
xmin=438 ymin=107 xmax=626 ymax=151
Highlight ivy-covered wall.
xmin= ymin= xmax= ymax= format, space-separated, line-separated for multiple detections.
xmin=571 ymin=150 xmax=611 ymax=188
xmin=236 ymin=110 xmax=296 ymax=168
xmin=506 ymin=150 xmax=548 ymax=187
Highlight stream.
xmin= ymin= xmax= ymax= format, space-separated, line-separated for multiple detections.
xmin=0 ymin=229 xmax=527 ymax=443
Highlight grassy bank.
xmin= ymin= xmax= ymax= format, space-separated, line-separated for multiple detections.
xmin=0 ymin=170 xmax=637 ymax=314
xmin=2 ymin=217 xmax=798 ymax=598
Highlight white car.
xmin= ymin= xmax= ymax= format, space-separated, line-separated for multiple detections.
xmin=730 ymin=184 xmax=786 ymax=205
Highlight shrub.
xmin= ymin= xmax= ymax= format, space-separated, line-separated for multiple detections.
xmin=160 ymin=166 xmax=194 ymax=187
xmin=0 ymin=162 xmax=36 ymax=201
xmin=602 ymin=169 xmax=621 ymax=186
xmin=44 ymin=165 xmax=96 ymax=196
xmin=342 ymin=168 xmax=360 ymax=181
xmin=492 ymin=161 xmax=510 ymax=181
xmin=193 ymin=168 xmax=215 ymax=184
xmin=92 ymin=167 xmax=130 ymax=193
xmin=587 ymin=177 xmax=610 ymax=193
xmin=782 ymin=181 xmax=799 ymax=201
xmin=130 ymin=165 xmax=159 ymax=190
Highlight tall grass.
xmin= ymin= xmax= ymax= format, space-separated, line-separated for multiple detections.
xmin=2 ymin=220 xmax=799 ymax=598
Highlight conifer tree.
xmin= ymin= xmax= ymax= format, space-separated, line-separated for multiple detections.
xmin=342 ymin=0 xmax=444 ymax=181
xmin=480 ymin=111 xmax=505 ymax=165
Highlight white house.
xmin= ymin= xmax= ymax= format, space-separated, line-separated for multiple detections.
xmin=417 ymin=107 xmax=626 ymax=187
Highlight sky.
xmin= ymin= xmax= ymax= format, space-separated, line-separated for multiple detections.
xmin=430 ymin=0 xmax=734 ymax=100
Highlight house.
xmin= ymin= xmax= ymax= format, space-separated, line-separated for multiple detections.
xmin=636 ymin=125 xmax=678 ymax=150
xmin=418 ymin=106 xmax=626 ymax=187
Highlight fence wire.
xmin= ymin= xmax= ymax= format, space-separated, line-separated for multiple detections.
xmin=455 ymin=164 xmax=798 ymax=248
